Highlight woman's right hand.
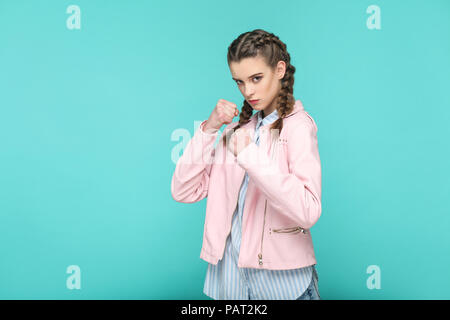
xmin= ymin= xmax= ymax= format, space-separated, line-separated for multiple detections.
xmin=204 ymin=99 xmax=239 ymax=132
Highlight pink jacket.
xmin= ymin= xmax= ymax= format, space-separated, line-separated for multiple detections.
xmin=171 ymin=99 xmax=322 ymax=270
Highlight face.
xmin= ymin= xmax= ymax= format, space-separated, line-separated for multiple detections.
xmin=229 ymin=55 xmax=286 ymax=117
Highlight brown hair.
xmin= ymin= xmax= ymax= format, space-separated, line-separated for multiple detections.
xmin=221 ymin=29 xmax=296 ymax=150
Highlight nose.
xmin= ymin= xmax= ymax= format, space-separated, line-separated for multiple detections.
xmin=244 ymin=84 xmax=255 ymax=97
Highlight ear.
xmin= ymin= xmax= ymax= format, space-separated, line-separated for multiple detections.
xmin=276 ymin=60 xmax=286 ymax=79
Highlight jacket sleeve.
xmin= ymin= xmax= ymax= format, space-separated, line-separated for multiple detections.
xmin=235 ymin=118 xmax=322 ymax=229
xmin=171 ymin=120 xmax=224 ymax=203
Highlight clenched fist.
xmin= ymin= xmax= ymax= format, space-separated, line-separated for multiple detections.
xmin=203 ymin=99 xmax=239 ymax=133
xmin=227 ymin=127 xmax=254 ymax=157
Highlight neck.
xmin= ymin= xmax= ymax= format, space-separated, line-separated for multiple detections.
xmin=262 ymin=96 xmax=278 ymax=118
xmin=262 ymin=107 xmax=274 ymax=119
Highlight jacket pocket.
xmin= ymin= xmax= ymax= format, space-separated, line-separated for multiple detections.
xmin=271 ymin=226 xmax=308 ymax=234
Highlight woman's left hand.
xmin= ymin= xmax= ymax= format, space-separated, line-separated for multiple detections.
xmin=228 ymin=128 xmax=254 ymax=157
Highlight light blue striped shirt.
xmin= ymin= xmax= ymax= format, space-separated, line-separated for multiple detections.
xmin=203 ymin=108 xmax=315 ymax=300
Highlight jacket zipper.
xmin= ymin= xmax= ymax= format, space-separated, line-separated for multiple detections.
xmin=272 ymin=226 xmax=308 ymax=234
xmin=258 ymin=199 xmax=268 ymax=266
xmin=257 ymin=135 xmax=278 ymax=266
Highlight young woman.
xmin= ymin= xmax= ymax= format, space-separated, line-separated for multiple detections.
xmin=171 ymin=29 xmax=322 ymax=300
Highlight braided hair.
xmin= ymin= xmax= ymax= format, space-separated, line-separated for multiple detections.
xmin=221 ymin=29 xmax=296 ymax=150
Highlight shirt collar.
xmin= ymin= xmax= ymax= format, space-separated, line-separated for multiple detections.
xmin=256 ymin=108 xmax=279 ymax=130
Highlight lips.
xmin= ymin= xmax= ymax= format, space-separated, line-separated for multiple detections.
xmin=249 ymin=99 xmax=259 ymax=104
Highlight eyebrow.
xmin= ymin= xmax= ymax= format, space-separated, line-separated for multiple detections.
xmin=232 ymin=73 xmax=263 ymax=81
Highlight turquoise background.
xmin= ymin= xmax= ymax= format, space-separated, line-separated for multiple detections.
xmin=0 ymin=0 xmax=449 ymax=299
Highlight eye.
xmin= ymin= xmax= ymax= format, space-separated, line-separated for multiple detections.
xmin=235 ymin=76 xmax=262 ymax=85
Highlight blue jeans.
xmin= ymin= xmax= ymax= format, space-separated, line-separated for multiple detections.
xmin=296 ymin=267 xmax=320 ymax=300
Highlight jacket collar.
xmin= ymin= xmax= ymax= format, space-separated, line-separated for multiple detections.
xmin=245 ymin=99 xmax=304 ymax=128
